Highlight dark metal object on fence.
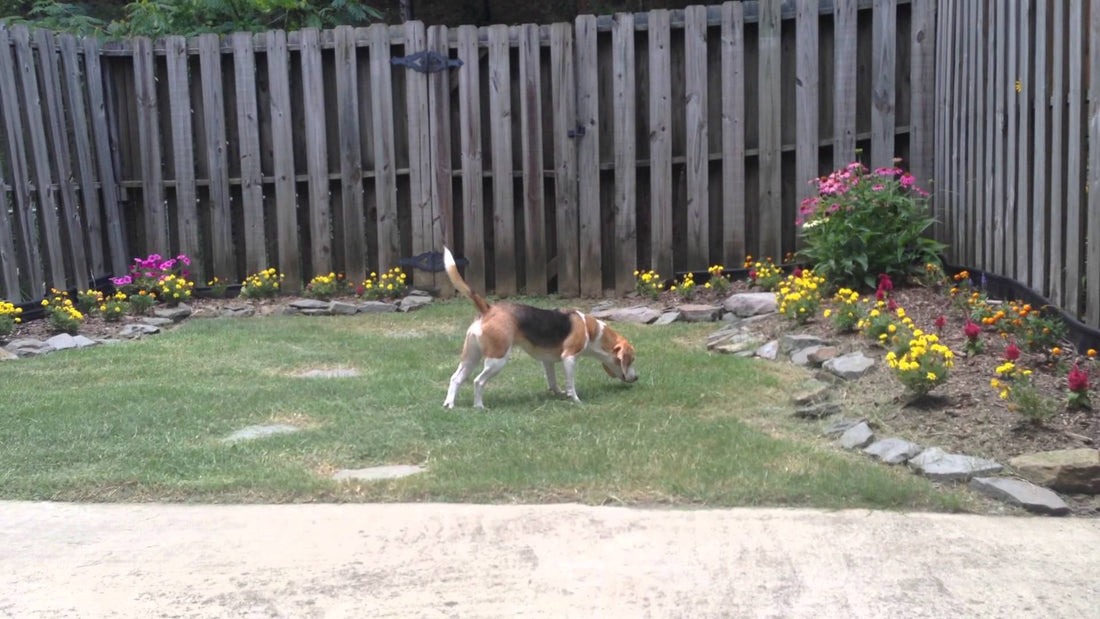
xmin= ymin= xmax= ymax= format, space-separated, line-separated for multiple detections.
xmin=391 ymin=51 xmax=463 ymax=73
xmin=397 ymin=251 xmax=467 ymax=273
xmin=567 ymin=124 xmax=587 ymax=139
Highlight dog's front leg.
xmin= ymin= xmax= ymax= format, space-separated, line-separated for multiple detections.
xmin=562 ymin=355 xmax=581 ymax=403
xmin=543 ymin=360 xmax=566 ymax=397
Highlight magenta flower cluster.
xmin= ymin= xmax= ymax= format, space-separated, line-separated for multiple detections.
xmin=111 ymin=254 xmax=192 ymax=288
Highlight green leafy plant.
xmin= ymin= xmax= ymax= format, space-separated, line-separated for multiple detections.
xmin=633 ymin=269 xmax=663 ymax=300
xmin=797 ymin=162 xmax=946 ymax=289
xmin=76 ymin=289 xmax=104 ymax=314
xmin=358 ymin=267 xmax=408 ymax=301
xmin=669 ymin=272 xmax=697 ymax=301
xmin=305 ymin=272 xmax=352 ymax=301
xmin=0 ymin=300 xmax=22 ymax=338
xmin=240 ymin=268 xmax=285 ymax=299
xmin=825 ymin=287 xmax=865 ymax=333
xmin=886 ymin=333 xmax=954 ymax=397
xmin=41 ymin=289 xmax=83 ymax=335
xmin=207 ymin=276 xmax=230 ymax=299
xmin=705 ymin=265 xmax=731 ymax=295
xmin=157 ymin=274 xmax=194 ymax=307
xmin=100 ymin=292 xmax=130 ymax=322
xmin=991 ymin=362 xmax=1057 ymax=425
xmin=776 ymin=270 xmax=825 ymax=325
xmin=747 ymin=258 xmax=784 ymax=292
xmin=111 ymin=0 xmax=383 ymax=38
xmin=0 ymin=1 xmax=108 ymax=35
xmin=129 ymin=289 xmax=157 ymax=315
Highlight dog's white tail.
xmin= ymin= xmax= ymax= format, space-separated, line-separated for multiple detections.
xmin=444 ymin=247 xmax=490 ymax=315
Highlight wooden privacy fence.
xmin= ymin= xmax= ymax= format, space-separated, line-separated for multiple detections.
xmin=0 ymin=0 xmax=930 ymax=303
xmin=935 ymin=0 xmax=1100 ymax=327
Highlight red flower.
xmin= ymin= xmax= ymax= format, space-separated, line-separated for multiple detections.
xmin=793 ymin=267 xmax=803 ymax=278
xmin=356 ymin=285 xmax=365 ymax=296
xmin=748 ymin=269 xmax=758 ymax=281
xmin=1069 ymin=363 xmax=1089 ymax=393
xmin=964 ymin=321 xmax=981 ymax=341
xmin=1004 ymin=342 xmax=1021 ymax=361
xmin=934 ymin=315 xmax=947 ymax=330
xmin=877 ymin=273 xmax=894 ymax=292
xmin=887 ymin=299 xmax=898 ymax=311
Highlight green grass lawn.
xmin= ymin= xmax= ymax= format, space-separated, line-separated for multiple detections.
xmin=0 ymin=298 xmax=970 ymax=510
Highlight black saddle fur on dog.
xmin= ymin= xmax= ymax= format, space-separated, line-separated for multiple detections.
xmin=513 ymin=304 xmax=575 ymax=348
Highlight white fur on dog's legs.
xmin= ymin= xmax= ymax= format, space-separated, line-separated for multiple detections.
xmin=543 ymin=360 xmax=565 ymax=397
xmin=562 ymin=355 xmax=581 ymax=403
xmin=473 ymin=357 xmax=508 ymax=408
xmin=444 ymin=335 xmax=481 ymax=409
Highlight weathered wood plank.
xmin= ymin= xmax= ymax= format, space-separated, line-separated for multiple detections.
xmin=198 ymin=33 xmax=233 ymax=279
xmin=758 ymin=0 xmax=782 ymax=260
xmin=59 ymin=34 xmax=105 ymax=279
xmin=612 ymin=12 xmax=637 ymax=292
xmin=427 ymin=25 xmax=454 ymax=294
xmin=795 ymin=0 xmax=819 ymax=249
xmin=1049 ymin=0 xmax=1065 ymax=305
xmin=550 ymin=23 xmax=579 ymax=296
xmin=1004 ymin=0 xmax=1018 ymax=276
xmin=334 ymin=26 xmax=366 ymax=283
xmin=12 ymin=27 xmax=67 ymax=290
xmin=833 ymin=0 xmax=857 ymax=168
xmin=164 ymin=36 xmax=200 ymax=277
xmin=1015 ymin=0 xmax=1031 ymax=284
xmin=456 ymin=25 xmax=486 ymax=293
xmin=1088 ymin=0 xmax=1100 ymax=326
xmin=131 ymin=35 xmax=167 ymax=259
xmin=720 ymin=2 xmax=746 ymax=268
xmin=1031 ymin=0 xmax=1047 ymax=294
xmin=965 ymin=0 xmax=979 ymax=268
xmin=370 ymin=24 xmax=400 ymax=274
xmin=932 ymin=0 xmax=947 ymax=245
xmin=519 ymin=23 xmax=547 ymax=294
xmin=0 ymin=151 xmax=16 ymax=298
xmin=1066 ymin=0 xmax=1085 ymax=314
xmin=949 ymin=0 xmax=961 ymax=263
xmin=684 ymin=5 xmax=709 ymax=270
xmin=870 ymin=0 xmax=896 ymax=169
xmin=232 ymin=32 xmax=267 ymax=275
xmin=300 ymin=28 xmax=332 ymax=278
xmin=265 ymin=29 xmax=300 ymax=290
xmin=983 ymin=0 xmax=997 ymax=273
xmin=486 ymin=24 xmax=515 ymax=295
xmin=909 ymin=0 xmax=935 ymax=210
xmin=403 ymin=21 xmax=435 ymax=290
xmin=82 ymin=37 xmax=127 ymax=275
xmin=992 ymin=1 xmax=1006 ymax=274
xmin=575 ymin=14 xmax=601 ymax=296
xmin=970 ymin=0 xmax=985 ymax=266
xmin=648 ymin=9 xmax=673 ymax=277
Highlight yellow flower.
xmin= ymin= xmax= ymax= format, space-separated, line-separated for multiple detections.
xmin=823 ymin=309 xmax=832 ymax=318
xmin=926 ymin=372 xmax=937 ymax=381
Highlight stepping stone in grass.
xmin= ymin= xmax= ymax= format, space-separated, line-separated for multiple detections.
xmin=222 ymin=424 xmax=301 ymax=443
xmin=332 ymin=465 xmax=425 ymax=482
xmin=295 ymin=368 xmax=360 ymax=378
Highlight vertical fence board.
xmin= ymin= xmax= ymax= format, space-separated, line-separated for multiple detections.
xmin=12 ymin=27 xmax=66 ymax=290
xmin=871 ymin=0 xmax=897 ymax=169
xmin=1004 ymin=0 xmax=1018 ymax=277
xmin=519 ymin=23 xmax=547 ymax=294
xmin=933 ymin=0 xmax=947 ymax=245
xmin=82 ymin=37 xmax=126 ymax=275
xmin=910 ymin=0 xmax=936 ymax=194
xmin=265 ymin=30 xmax=300 ymax=290
xmin=983 ymin=1 xmax=997 ymax=273
xmin=232 ymin=33 xmax=267 ymax=275
xmin=684 ymin=5 xmax=709 ymax=269
xmin=993 ymin=2 xmax=1006 ymax=274
xmin=721 ymin=2 xmax=746 ymax=267
xmin=199 ymin=33 xmax=233 ymax=279
xmin=965 ymin=0 xmax=979 ymax=268
xmin=59 ymin=34 xmax=104 ymax=279
xmin=833 ymin=0 xmax=857 ymax=168
xmin=301 ymin=28 xmax=332 ymax=278
xmin=1015 ymin=0 xmax=1031 ymax=284
xmin=334 ymin=26 xmax=365 ymax=282
xmin=370 ymin=24 xmax=400 ymax=275
xmin=403 ymin=22 xmax=435 ymax=290
xmin=648 ymin=10 xmax=673 ymax=277
xmin=575 ymin=15 xmax=601 ymax=296
xmin=971 ymin=0 xmax=986 ymax=267
xmin=949 ymin=0 xmax=962 ymax=263
xmin=551 ymin=24 xmax=579 ymax=296
xmin=1031 ymin=0 xmax=1048 ymax=294
xmin=427 ymin=25 xmax=454 ymax=294
xmin=1049 ymin=1 xmax=1065 ymax=305
xmin=132 ymin=36 xmax=167 ymax=258
xmin=795 ymin=0 xmax=819 ymax=250
xmin=0 ymin=151 xmax=16 ymax=299
xmin=165 ymin=36 xmax=200 ymax=277
xmin=759 ymin=0 xmax=782 ymax=260
xmin=456 ymin=25 xmax=486 ymax=293
xmin=1066 ymin=0 xmax=1085 ymax=314
xmin=612 ymin=13 xmax=637 ymax=292
xmin=1088 ymin=0 xmax=1100 ymax=325
xmin=486 ymin=24 xmax=515 ymax=295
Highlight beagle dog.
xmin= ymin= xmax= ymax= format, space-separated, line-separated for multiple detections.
xmin=442 ymin=247 xmax=638 ymax=409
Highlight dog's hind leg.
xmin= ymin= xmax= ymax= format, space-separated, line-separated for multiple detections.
xmin=562 ymin=355 xmax=582 ymax=403
xmin=473 ymin=357 xmax=508 ymax=409
xmin=543 ymin=360 xmax=565 ymax=397
xmin=443 ymin=332 xmax=482 ymax=409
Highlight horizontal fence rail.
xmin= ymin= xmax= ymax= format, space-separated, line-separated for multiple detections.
xmin=0 ymin=0 xmax=927 ymax=303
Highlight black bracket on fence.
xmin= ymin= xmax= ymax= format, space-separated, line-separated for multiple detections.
xmin=567 ymin=124 xmax=587 ymax=139
xmin=397 ymin=251 xmax=468 ymax=273
xmin=391 ymin=51 xmax=463 ymax=73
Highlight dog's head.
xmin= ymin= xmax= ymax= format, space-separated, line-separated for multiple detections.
xmin=602 ymin=335 xmax=638 ymax=383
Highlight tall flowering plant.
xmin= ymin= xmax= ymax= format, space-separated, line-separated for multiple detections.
xmin=111 ymin=254 xmax=194 ymax=298
xmin=0 ymin=300 xmax=22 ymax=338
xmin=797 ymin=161 xmax=945 ymax=289
xmin=886 ymin=333 xmax=954 ymax=397
xmin=1067 ymin=362 xmax=1091 ymax=410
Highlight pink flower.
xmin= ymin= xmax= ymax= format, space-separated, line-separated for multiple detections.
xmin=900 ymin=174 xmax=916 ymax=189
xmin=887 ymin=299 xmax=898 ymax=311
xmin=871 ymin=184 xmax=884 ymax=192
xmin=964 ymin=321 xmax=981 ymax=341
xmin=793 ymin=267 xmax=803 ymax=278
xmin=748 ymin=269 xmax=758 ymax=281
xmin=111 ymin=275 xmax=132 ymax=286
xmin=1004 ymin=342 xmax=1020 ymax=361
xmin=181 ymin=270 xmax=190 ymax=278
xmin=160 ymin=259 xmax=177 ymax=271
xmin=176 ymin=254 xmax=191 ymax=266
xmin=1069 ymin=363 xmax=1089 ymax=393
xmin=877 ymin=273 xmax=894 ymax=292
xmin=934 ymin=315 xmax=947 ymax=333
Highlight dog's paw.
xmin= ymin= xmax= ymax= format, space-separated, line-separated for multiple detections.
xmin=442 ymin=401 xmax=455 ymax=410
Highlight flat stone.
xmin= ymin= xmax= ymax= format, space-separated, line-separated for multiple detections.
xmin=808 ymin=346 xmax=838 ymax=365
xmin=1008 ymin=449 xmax=1100 ymax=494
xmin=398 ymin=295 xmax=433 ymax=312
xmin=837 ymin=422 xmax=876 ymax=449
xmin=328 ymin=301 xmax=359 ymax=315
xmin=290 ymin=298 xmax=330 ymax=310
xmin=45 ymin=333 xmax=78 ymax=351
xmin=221 ymin=304 xmax=256 ymax=318
xmin=71 ymin=336 xmax=98 ymax=349
xmin=969 ymin=477 xmax=1071 ymax=516
xmin=1 ymin=348 xmax=18 ymax=361
xmin=592 ymin=306 xmax=662 ymax=324
xmin=908 ymin=447 xmax=1003 ymax=482
xmin=357 ymin=301 xmax=398 ymax=314
xmin=792 ymin=380 xmax=830 ymax=406
xmin=794 ymin=401 xmax=840 ymax=419
xmin=95 ymin=339 xmax=123 ymax=346
xmin=722 ymin=292 xmax=777 ymax=317
xmin=712 ymin=335 xmax=764 ymax=356
xmin=791 ymin=345 xmax=826 ymax=367
xmin=154 ymin=304 xmax=192 ymax=322
xmin=755 ymin=340 xmax=779 ymax=360
xmin=119 ymin=323 xmax=160 ymax=338
xmin=140 ymin=317 xmax=175 ymax=327
xmin=705 ymin=324 xmax=748 ymax=349
xmin=299 ymin=308 xmax=329 ymax=316
xmin=222 ymin=424 xmax=301 ymax=443
xmin=677 ymin=304 xmax=722 ymax=322
xmin=864 ymin=438 xmax=924 ymax=464
xmin=720 ymin=313 xmax=741 ymax=323
xmin=824 ymin=418 xmax=867 ymax=438
xmin=407 ymin=290 xmax=431 ymax=297
xmin=296 ymin=368 xmax=361 ymax=379
xmin=653 ymin=311 xmax=681 ymax=325
xmin=823 ymin=352 xmax=875 ymax=380
xmin=332 ymin=465 xmax=425 ymax=482
xmin=4 ymin=338 xmax=55 ymax=358
xmin=590 ymin=300 xmax=616 ymax=312
xmin=780 ymin=334 xmax=831 ymax=355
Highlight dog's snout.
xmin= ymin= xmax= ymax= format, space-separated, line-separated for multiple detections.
xmin=624 ymin=374 xmax=638 ymax=383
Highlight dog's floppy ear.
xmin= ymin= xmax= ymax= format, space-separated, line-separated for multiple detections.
xmin=612 ymin=343 xmax=624 ymax=356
